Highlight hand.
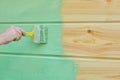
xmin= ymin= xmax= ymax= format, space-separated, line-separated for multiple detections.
xmin=0 ymin=26 xmax=26 ymax=44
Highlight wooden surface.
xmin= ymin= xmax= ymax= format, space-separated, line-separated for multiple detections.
xmin=63 ymin=23 xmax=120 ymax=59
xmin=62 ymin=1 xmax=120 ymax=79
xmin=0 ymin=0 xmax=120 ymax=80
xmin=63 ymin=0 xmax=120 ymax=22
xmin=67 ymin=24 xmax=120 ymax=80
xmin=76 ymin=60 xmax=120 ymax=80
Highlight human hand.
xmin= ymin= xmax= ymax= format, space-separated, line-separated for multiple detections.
xmin=0 ymin=26 xmax=26 ymax=44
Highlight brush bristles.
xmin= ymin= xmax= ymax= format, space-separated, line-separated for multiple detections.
xmin=40 ymin=26 xmax=47 ymax=44
xmin=33 ymin=26 xmax=41 ymax=43
xmin=33 ymin=25 xmax=47 ymax=44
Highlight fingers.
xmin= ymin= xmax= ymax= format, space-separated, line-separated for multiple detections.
xmin=11 ymin=26 xmax=26 ymax=41
xmin=14 ymin=26 xmax=26 ymax=36
xmin=0 ymin=26 xmax=27 ymax=45
xmin=2 ymin=26 xmax=26 ymax=43
xmin=12 ymin=27 xmax=25 ymax=41
xmin=18 ymin=28 xmax=26 ymax=36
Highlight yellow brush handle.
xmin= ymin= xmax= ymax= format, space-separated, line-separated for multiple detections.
xmin=26 ymin=32 xmax=34 ymax=36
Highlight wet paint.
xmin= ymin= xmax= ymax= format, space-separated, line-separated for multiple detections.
xmin=0 ymin=55 xmax=77 ymax=80
xmin=0 ymin=0 xmax=78 ymax=80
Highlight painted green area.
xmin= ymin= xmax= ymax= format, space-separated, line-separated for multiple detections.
xmin=0 ymin=24 xmax=64 ymax=55
xmin=0 ymin=0 xmax=62 ymax=22
xmin=0 ymin=0 xmax=63 ymax=55
xmin=0 ymin=0 xmax=63 ymax=54
xmin=0 ymin=54 xmax=77 ymax=80
xmin=0 ymin=0 xmax=78 ymax=80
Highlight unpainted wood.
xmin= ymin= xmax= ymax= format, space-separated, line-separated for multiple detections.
xmin=75 ymin=60 xmax=120 ymax=80
xmin=63 ymin=23 xmax=120 ymax=58
xmin=62 ymin=0 xmax=120 ymax=21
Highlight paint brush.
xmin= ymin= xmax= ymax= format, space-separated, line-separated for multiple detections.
xmin=26 ymin=25 xmax=48 ymax=44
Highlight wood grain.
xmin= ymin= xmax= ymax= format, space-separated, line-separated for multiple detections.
xmin=75 ymin=60 xmax=120 ymax=80
xmin=62 ymin=0 xmax=120 ymax=22
xmin=63 ymin=23 xmax=120 ymax=58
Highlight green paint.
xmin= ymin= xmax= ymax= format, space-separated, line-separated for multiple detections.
xmin=0 ymin=55 xmax=77 ymax=80
xmin=0 ymin=0 xmax=62 ymax=22
xmin=0 ymin=0 xmax=63 ymax=55
xmin=0 ymin=0 xmax=78 ymax=80
xmin=0 ymin=24 xmax=64 ymax=55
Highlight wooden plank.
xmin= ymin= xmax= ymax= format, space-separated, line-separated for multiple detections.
xmin=0 ymin=24 xmax=63 ymax=55
xmin=63 ymin=23 xmax=120 ymax=58
xmin=0 ymin=50 xmax=120 ymax=80
xmin=1 ymin=23 xmax=120 ymax=60
xmin=0 ymin=54 xmax=77 ymax=80
xmin=0 ymin=0 xmax=62 ymax=22
xmin=62 ymin=0 xmax=120 ymax=22
xmin=76 ymin=60 xmax=120 ymax=80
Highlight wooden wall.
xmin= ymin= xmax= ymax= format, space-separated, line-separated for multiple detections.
xmin=63 ymin=0 xmax=120 ymax=22
xmin=63 ymin=0 xmax=120 ymax=80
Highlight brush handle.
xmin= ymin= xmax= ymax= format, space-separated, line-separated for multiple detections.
xmin=26 ymin=32 xmax=34 ymax=36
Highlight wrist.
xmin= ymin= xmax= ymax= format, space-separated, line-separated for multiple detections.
xmin=0 ymin=33 xmax=5 ymax=45
xmin=0 ymin=34 xmax=3 ymax=45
